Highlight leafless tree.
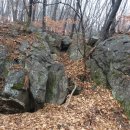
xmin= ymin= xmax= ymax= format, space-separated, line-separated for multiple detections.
xmin=70 ymin=0 xmax=79 ymax=38
xmin=28 ymin=0 xmax=33 ymax=25
xmin=100 ymin=0 xmax=123 ymax=40
xmin=10 ymin=0 xmax=20 ymax=21
xmin=52 ymin=0 xmax=59 ymax=20
xmin=42 ymin=0 xmax=47 ymax=31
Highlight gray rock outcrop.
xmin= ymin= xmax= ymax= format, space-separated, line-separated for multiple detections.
xmin=90 ymin=35 xmax=130 ymax=118
xmin=46 ymin=63 xmax=68 ymax=104
xmin=2 ymin=70 xmax=34 ymax=113
xmin=0 ymin=33 xmax=68 ymax=113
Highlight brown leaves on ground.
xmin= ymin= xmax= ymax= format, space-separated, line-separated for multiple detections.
xmin=58 ymin=53 xmax=85 ymax=78
xmin=0 ymin=87 xmax=129 ymax=130
xmin=57 ymin=53 xmax=91 ymax=88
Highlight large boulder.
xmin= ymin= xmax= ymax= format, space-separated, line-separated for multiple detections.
xmin=68 ymin=43 xmax=83 ymax=60
xmin=68 ymin=43 xmax=91 ymax=60
xmin=45 ymin=33 xmax=72 ymax=54
xmin=90 ymin=35 xmax=130 ymax=118
xmin=29 ymin=62 xmax=48 ymax=109
xmin=45 ymin=33 xmax=61 ymax=54
xmin=45 ymin=63 xmax=68 ymax=104
xmin=2 ymin=70 xmax=34 ymax=113
xmin=0 ymin=32 xmax=68 ymax=113
xmin=0 ymin=44 xmax=33 ymax=114
xmin=26 ymin=41 xmax=52 ymax=109
xmin=29 ymin=61 xmax=48 ymax=108
xmin=0 ymin=96 xmax=28 ymax=114
xmin=26 ymin=37 xmax=68 ymax=109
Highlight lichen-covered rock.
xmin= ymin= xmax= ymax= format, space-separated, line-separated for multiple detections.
xmin=28 ymin=40 xmax=68 ymax=107
xmin=90 ymin=35 xmax=130 ymax=118
xmin=0 ymin=33 xmax=68 ymax=113
xmin=45 ymin=63 xmax=68 ymax=104
xmin=2 ymin=70 xmax=33 ymax=113
xmin=27 ymin=41 xmax=52 ymax=109
xmin=68 ymin=43 xmax=83 ymax=60
xmin=68 ymin=43 xmax=91 ymax=60
xmin=89 ymin=59 xmax=107 ymax=86
xmin=29 ymin=62 xmax=48 ymax=109
xmin=45 ymin=34 xmax=72 ymax=53
xmin=45 ymin=33 xmax=60 ymax=54
xmin=19 ymin=41 xmax=30 ymax=53
xmin=30 ymin=40 xmax=52 ymax=62
xmin=0 ymin=96 xmax=26 ymax=114
xmin=3 ymin=70 xmax=25 ymax=96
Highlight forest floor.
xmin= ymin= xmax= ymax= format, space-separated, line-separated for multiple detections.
xmin=0 ymin=23 xmax=130 ymax=130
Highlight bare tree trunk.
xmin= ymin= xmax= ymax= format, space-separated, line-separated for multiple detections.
xmin=32 ymin=4 xmax=37 ymax=21
xmin=100 ymin=0 xmax=122 ymax=40
xmin=23 ymin=0 xmax=29 ymax=16
xmin=78 ymin=0 xmax=88 ymax=31
xmin=77 ymin=0 xmax=87 ymax=76
xmin=70 ymin=0 xmax=79 ymax=38
xmin=58 ymin=0 xmax=67 ymax=20
xmin=62 ymin=0 xmax=73 ymax=34
xmin=52 ymin=0 xmax=59 ymax=21
xmin=42 ymin=0 xmax=47 ymax=32
xmin=10 ymin=0 xmax=19 ymax=21
xmin=28 ymin=0 xmax=33 ymax=25
xmin=19 ymin=2 xmax=24 ymax=22
xmin=1 ymin=0 xmax=4 ymax=17
xmin=109 ymin=0 xmax=116 ymax=36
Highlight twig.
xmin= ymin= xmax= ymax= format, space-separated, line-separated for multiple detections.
xmin=34 ymin=1 xmax=81 ymax=19
xmin=64 ymin=83 xmax=77 ymax=108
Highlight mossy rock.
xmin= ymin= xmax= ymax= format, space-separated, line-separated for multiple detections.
xmin=113 ymin=92 xmax=130 ymax=119
xmin=45 ymin=63 xmax=67 ymax=104
xmin=90 ymin=59 xmax=107 ymax=86
xmin=45 ymin=71 xmax=57 ymax=101
xmin=32 ymin=42 xmax=45 ymax=50
xmin=39 ymin=43 xmax=45 ymax=49
xmin=12 ymin=79 xmax=24 ymax=90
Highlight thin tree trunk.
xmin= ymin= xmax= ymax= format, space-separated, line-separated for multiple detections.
xmin=1 ymin=0 xmax=4 ymax=17
xmin=62 ymin=0 xmax=73 ymax=35
xmin=28 ymin=0 xmax=33 ymax=25
xmin=109 ymin=0 xmax=116 ymax=36
xmin=70 ymin=1 xmax=79 ymax=38
xmin=52 ymin=0 xmax=59 ymax=21
xmin=10 ymin=0 xmax=19 ymax=21
xmin=58 ymin=0 xmax=67 ymax=20
xmin=23 ymin=0 xmax=29 ymax=16
xmin=32 ymin=4 xmax=37 ymax=21
xmin=78 ymin=0 xmax=88 ymax=31
xmin=100 ymin=0 xmax=122 ymax=40
xmin=42 ymin=0 xmax=47 ymax=31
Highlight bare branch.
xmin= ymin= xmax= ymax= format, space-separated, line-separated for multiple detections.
xmin=33 ymin=1 xmax=81 ymax=18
